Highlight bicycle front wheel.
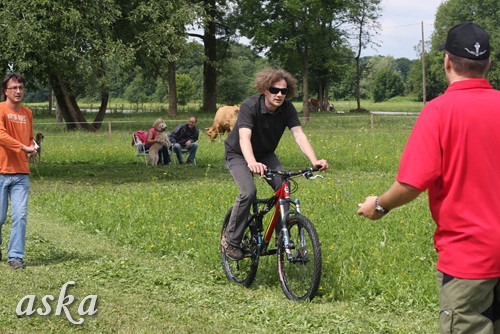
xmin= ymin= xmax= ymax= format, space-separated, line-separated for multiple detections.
xmin=220 ymin=207 xmax=259 ymax=287
xmin=277 ymin=214 xmax=322 ymax=301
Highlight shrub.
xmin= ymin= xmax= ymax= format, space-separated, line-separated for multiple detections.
xmin=372 ymin=68 xmax=405 ymax=102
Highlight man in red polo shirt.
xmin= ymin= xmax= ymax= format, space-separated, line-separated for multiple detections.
xmin=357 ymin=22 xmax=500 ymax=333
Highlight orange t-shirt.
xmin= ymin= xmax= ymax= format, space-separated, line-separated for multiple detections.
xmin=0 ymin=101 xmax=34 ymax=174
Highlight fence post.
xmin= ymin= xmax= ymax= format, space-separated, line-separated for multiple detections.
xmin=108 ymin=122 xmax=112 ymax=143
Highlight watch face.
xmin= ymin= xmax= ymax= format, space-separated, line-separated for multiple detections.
xmin=375 ymin=204 xmax=386 ymax=215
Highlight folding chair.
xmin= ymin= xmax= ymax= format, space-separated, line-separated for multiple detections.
xmin=169 ymin=145 xmax=194 ymax=164
xmin=132 ymin=133 xmax=149 ymax=165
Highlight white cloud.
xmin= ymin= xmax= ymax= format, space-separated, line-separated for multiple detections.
xmin=363 ymin=0 xmax=444 ymax=59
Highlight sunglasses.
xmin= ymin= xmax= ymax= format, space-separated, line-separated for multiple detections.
xmin=268 ymin=87 xmax=288 ymax=95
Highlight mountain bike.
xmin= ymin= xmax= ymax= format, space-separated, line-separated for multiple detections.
xmin=220 ymin=167 xmax=324 ymax=301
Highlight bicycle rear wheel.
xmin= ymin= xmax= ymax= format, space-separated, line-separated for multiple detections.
xmin=277 ymin=214 xmax=322 ymax=301
xmin=220 ymin=207 xmax=259 ymax=287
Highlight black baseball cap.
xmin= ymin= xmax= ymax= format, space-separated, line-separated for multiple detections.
xmin=439 ymin=22 xmax=490 ymax=60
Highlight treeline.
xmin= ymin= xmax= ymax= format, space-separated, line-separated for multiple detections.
xmin=24 ymin=42 xmax=421 ymax=106
xmin=3 ymin=0 xmax=499 ymax=130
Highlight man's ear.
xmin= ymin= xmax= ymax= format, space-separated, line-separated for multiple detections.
xmin=444 ymin=53 xmax=451 ymax=71
xmin=486 ymin=59 xmax=492 ymax=72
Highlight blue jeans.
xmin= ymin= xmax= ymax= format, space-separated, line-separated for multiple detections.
xmin=0 ymin=174 xmax=30 ymax=262
xmin=172 ymin=142 xmax=198 ymax=163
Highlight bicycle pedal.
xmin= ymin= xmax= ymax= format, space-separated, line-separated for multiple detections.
xmin=242 ymin=249 xmax=255 ymax=258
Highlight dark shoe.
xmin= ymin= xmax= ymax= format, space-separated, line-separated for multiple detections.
xmin=221 ymin=235 xmax=243 ymax=260
xmin=225 ymin=244 xmax=243 ymax=261
xmin=9 ymin=259 xmax=25 ymax=270
xmin=186 ymin=160 xmax=194 ymax=164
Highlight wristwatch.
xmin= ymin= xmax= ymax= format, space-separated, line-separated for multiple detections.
xmin=374 ymin=197 xmax=389 ymax=216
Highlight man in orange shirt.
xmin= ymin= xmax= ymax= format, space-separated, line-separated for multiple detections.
xmin=0 ymin=73 xmax=36 ymax=269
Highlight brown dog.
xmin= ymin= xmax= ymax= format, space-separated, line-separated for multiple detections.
xmin=148 ymin=123 xmax=170 ymax=165
xmin=29 ymin=131 xmax=44 ymax=163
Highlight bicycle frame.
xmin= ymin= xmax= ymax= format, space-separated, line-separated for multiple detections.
xmin=250 ymin=177 xmax=302 ymax=255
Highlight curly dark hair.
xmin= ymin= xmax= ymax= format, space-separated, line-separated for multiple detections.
xmin=254 ymin=68 xmax=298 ymax=99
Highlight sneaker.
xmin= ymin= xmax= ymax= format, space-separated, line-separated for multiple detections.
xmin=186 ymin=160 xmax=194 ymax=164
xmin=225 ymin=244 xmax=243 ymax=261
xmin=221 ymin=234 xmax=243 ymax=260
xmin=9 ymin=259 xmax=25 ymax=270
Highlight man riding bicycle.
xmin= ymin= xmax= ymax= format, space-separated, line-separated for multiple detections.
xmin=222 ymin=67 xmax=328 ymax=260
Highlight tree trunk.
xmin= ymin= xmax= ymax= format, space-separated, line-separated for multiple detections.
xmin=48 ymin=88 xmax=53 ymax=115
xmin=202 ymin=0 xmax=217 ymax=114
xmin=50 ymin=75 xmax=94 ymax=131
xmin=355 ymin=56 xmax=361 ymax=111
xmin=91 ymin=88 xmax=109 ymax=130
xmin=55 ymin=101 xmax=62 ymax=123
xmin=318 ymin=83 xmax=324 ymax=110
xmin=321 ymin=81 xmax=331 ymax=111
xmin=302 ymin=52 xmax=310 ymax=121
xmin=168 ymin=61 xmax=178 ymax=117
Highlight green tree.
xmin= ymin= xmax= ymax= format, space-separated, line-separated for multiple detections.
xmin=176 ymin=74 xmax=196 ymax=106
xmin=406 ymin=59 xmax=424 ymax=99
xmin=346 ymin=0 xmax=382 ymax=111
xmin=395 ymin=58 xmax=412 ymax=82
xmin=371 ymin=67 xmax=404 ymax=102
xmin=217 ymin=43 xmax=267 ymax=105
xmin=428 ymin=0 xmax=500 ymax=100
xmin=177 ymin=42 xmax=205 ymax=102
xmin=330 ymin=59 xmax=358 ymax=100
xmin=188 ymin=0 xmax=234 ymax=113
xmin=231 ymin=0 xmax=347 ymax=119
xmin=0 ymin=0 xmax=193 ymax=130
xmin=123 ymin=73 xmax=151 ymax=105
xmin=154 ymin=77 xmax=168 ymax=103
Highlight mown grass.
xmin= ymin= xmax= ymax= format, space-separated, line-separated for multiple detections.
xmin=0 ymin=109 xmax=439 ymax=333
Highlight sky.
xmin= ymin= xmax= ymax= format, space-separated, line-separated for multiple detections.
xmin=362 ymin=0 xmax=444 ymax=60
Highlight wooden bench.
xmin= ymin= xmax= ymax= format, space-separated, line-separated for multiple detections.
xmin=369 ymin=111 xmax=419 ymax=129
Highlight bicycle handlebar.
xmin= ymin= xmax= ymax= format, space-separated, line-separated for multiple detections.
xmin=263 ymin=167 xmax=323 ymax=180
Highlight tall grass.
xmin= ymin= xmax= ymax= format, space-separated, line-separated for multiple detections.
xmin=0 ymin=110 xmax=438 ymax=333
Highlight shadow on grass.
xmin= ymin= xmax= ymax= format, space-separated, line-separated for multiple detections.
xmin=28 ymin=250 xmax=96 ymax=267
xmin=27 ymin=234 xmax=97 ymax=267
xmin=30 ymin=160 xmax=230 ymax=184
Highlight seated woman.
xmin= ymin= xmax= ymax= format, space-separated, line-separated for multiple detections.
xmin=145 ymin=118 xmax=171 ymax=165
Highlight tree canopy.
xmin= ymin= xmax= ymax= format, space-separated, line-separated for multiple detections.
xmin=0 ymin=0 xmax=194 ymax=129
xmin=3 ymin=0 xmax=499 ymax=123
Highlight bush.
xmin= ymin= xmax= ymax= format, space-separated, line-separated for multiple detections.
xmin=372 ymin=68 xmax=405 ymax=102
xmin=176 ymin=74 xmax=195 ymax=106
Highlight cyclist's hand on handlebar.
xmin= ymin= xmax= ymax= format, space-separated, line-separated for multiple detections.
xmin=313 ymin=159 xmax=329 ymax=171
xmin=248 ymin=161 xmax=267 ymax=176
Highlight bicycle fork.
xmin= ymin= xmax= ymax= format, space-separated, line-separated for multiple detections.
xmin=279 ymin=197 xmax=305 ymax=260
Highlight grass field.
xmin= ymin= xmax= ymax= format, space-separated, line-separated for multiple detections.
xmin=0 ymin=107 xmax=440 ymax=333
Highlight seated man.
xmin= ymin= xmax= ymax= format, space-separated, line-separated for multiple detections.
xmin=169 ymin=116 xmax=199 ymax=164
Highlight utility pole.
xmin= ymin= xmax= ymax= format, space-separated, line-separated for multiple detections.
xmin=421 ymin=21 xmax=427 ymax=104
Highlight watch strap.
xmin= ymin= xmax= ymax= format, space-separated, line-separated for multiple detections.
xmin=375 ymin=197 xmax=389 ymax=216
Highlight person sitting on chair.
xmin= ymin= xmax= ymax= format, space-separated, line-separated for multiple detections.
xmin=145 ymin=118 xmax=170 ymax=165
xmin=169 ymin=116 xmax=199 ymax=164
